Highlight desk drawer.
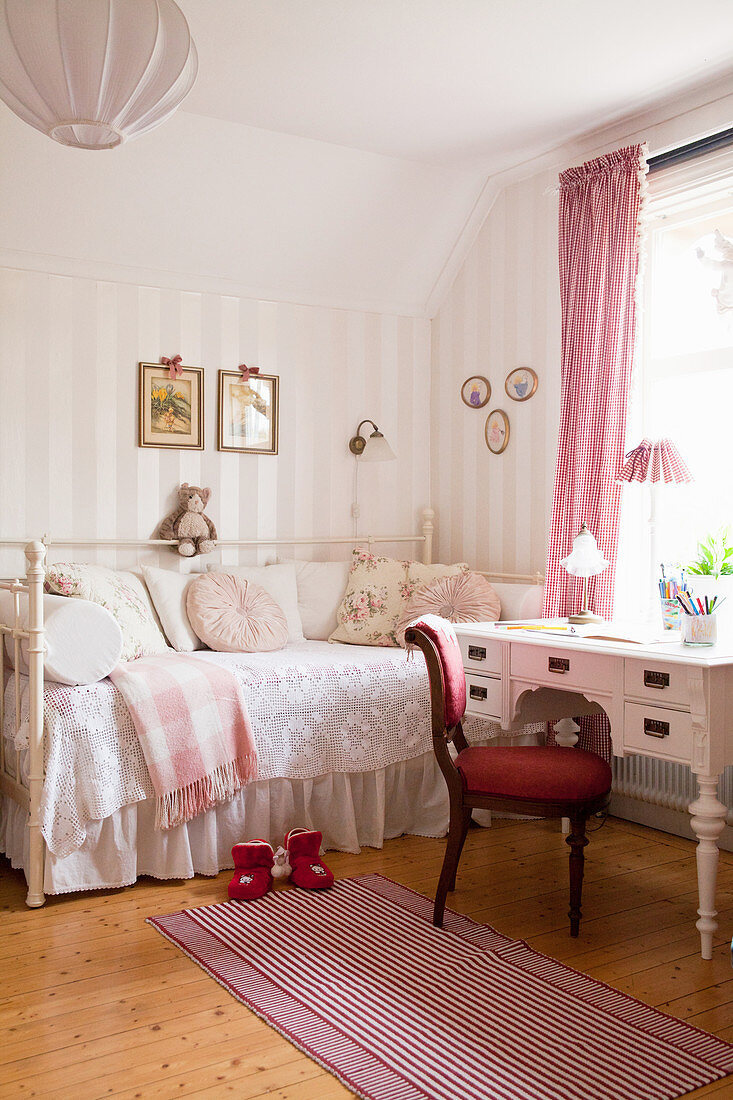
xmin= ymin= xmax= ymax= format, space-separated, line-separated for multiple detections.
xmin=623 ymin=702 xmax=693 ymax=763
xmin=459 ymin=635 xmax=501 ymax=675
xmin=510 ymin=646 xmax=613 ymax=692
xmin=465 ymin=673 xmax=502 ymax=719
xmin=624 ymin=659 xmax=691 ymax=708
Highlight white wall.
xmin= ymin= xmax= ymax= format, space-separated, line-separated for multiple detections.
xmin=0 ymin=267 xmax=430 ymax=571
xmin=0 ymin=108 xmax=485 ymax=318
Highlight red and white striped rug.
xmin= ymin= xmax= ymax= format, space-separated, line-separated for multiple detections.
xmin=147 ymin=874 xmax=733 ymax=1100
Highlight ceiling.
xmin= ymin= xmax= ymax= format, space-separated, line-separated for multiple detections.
xmin=179 ymin=0 xmax=733 ymax=173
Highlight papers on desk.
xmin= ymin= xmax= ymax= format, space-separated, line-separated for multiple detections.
xmin=493 ymin=620 xmax=677 ymax=645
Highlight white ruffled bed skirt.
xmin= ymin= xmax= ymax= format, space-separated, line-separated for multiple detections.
xmin=1 ymin=750 xmax=450 ymax=895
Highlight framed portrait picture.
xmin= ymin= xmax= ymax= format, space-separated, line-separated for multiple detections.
xmin=485 ymin=409 xmax=510 ymax=454
xmin=460 ymin=375 xmax=491 ymax=409
xmin=505 ymin=367 xmax=538 ymax=402
xmin=218 ymin=370 xmax=279 ymax=455
xmin=138 ymin=362 xmax=204 ymax=449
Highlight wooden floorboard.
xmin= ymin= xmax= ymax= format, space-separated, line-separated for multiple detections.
xmin=1 ymin=815 xmax=732 ymax=1099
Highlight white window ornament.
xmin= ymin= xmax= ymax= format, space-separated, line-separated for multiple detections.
xmin=0 ymin=0 xmax=197 ymax=150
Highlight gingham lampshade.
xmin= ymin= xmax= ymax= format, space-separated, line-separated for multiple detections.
xmin=618 ymin=438 xmax=693 ymax=484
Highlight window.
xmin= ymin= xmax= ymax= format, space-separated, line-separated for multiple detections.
xmin=615 ymin=148 xmax=733 ymax=619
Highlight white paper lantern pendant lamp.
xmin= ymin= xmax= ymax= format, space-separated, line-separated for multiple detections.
xmin=0 ymin=0 xmax=198 ymax=149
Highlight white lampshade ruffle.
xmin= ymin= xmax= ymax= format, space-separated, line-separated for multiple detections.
xmin=560 ymin=524 xmax=609 ymax=578
xmin=0 ymin=0 xmax=197 ymax=149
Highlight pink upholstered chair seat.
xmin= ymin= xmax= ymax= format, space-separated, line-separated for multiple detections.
xmin=456 ymin=746 xmax=612 ymax=803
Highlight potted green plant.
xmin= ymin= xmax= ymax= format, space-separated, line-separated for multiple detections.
xmin=687 ymin=528 xmax=733 ymax=578
xmin=687 ymin=529 xmax=733 ymax=626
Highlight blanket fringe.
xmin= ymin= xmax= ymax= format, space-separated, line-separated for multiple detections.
xmin=156 ymin=754 xmax=259 ymax=831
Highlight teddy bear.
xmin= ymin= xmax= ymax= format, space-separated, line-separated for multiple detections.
xmin=159 ymin=483 xmax=218 ymax=556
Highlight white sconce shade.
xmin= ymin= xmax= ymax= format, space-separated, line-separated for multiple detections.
xmin=360 ymin=432 xmax=396 ymax=463
xmin=0 ymin=0 xmax=198 ymax=150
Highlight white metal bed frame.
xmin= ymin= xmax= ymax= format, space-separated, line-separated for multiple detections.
xmin=0 ymin=506 xmax=543 ymax=908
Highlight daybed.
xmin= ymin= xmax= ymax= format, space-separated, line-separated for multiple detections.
xmin=0 ymin=516 xmax=543 ymax=906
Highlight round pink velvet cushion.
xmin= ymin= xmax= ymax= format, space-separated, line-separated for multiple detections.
xmin=396 ymin=571 xmax=501 ymax=647
xmin=186 ymin=573 xmax=288 ymax=653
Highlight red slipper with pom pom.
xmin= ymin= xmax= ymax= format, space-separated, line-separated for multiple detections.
xmin=285 ymin=828 xmax=334 ymax=890
xmin=228 ymin=840 xmax=274 ymax=900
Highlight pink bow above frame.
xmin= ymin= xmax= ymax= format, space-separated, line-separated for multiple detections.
xmin=238 ymin=363 xmax=260 ymax=381
xmin=161 ymin=355 xmax=183 ymax=380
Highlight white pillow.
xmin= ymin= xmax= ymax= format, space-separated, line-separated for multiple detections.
xmin=206 ymin=563 xmax=305 ymax=644
xmin=141 ymin=566 xmax=204 ymax=652
xmin=279 ymin=559 xmax=351 ymax=640
xmin=0 ymin=591 xmax=123 ymax=685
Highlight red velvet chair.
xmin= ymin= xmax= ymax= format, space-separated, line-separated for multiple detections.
xmin=405 ymin=617 xmax=612 ymax=935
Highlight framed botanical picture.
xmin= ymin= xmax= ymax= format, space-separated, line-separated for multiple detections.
xmin=138 ymin=362 xmax=204 ymax=449
xmin=485 ymin=409 xmax=510 ymax=454
xmin=505 ymin=367 xmax=538 ymax=402
xmin=218 ymin=370 xmax=279 ymax=455
xmin=460 ymin=375 xmax=491 ymax=408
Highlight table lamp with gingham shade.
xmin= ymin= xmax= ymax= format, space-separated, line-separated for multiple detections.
xmin=618 ymin=438 xmax=694 ymax=612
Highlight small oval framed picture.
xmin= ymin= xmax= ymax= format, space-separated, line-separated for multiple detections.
xmin=505 ymin=367 xmax=538 ymax=402
xmin=460 ymin=375 xmax=491 ymax=409
xmin=485 ymin=409 xmax=510 ymax=454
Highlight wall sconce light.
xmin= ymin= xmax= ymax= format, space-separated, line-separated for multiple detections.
xmin=559 ymin=522 xmax=609 ymax=624
xmin=349 ymin=418 xmax=396 ymax=536
xmin=348 ymin=420 xmax=396 ymax=462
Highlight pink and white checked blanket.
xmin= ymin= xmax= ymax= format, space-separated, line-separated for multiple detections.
xmin=110 ymin=654 xmax=258 ymax=830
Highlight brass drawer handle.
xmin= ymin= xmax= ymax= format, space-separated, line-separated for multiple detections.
xmin=469 ymin=685 xmax=488 ymax=701
xmin=548 ymin=657 xmax=570 ymax=674
xmin=468 ymin=645 xmax=487 ymax=661
xmin=644 ymin=718 xmax=670 ymax=739
xmin=644 ymin=670 xmax=670 ymax=690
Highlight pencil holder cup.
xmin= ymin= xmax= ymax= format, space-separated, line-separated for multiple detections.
xmin=660 ymin=597 xmax=681 ymax=630
xmin=682 ymin=614 xmax=717 ymax=646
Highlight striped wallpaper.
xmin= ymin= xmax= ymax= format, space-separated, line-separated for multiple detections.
xmin=430 ymin=167 xmax=561 ymax=576
xmin=0 ymin=267 xmax=431 ymax=575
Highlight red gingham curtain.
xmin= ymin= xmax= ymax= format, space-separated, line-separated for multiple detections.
xmin=543 ymin=144 xmax=647 ymax=757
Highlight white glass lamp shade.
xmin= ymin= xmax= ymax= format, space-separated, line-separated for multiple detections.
xmin=0 ymin=0 xmax=198 ymax=150
xmin=361 ymin=431 xmax=396 ymax=462
xmin=559 ymin=523 xmax=609 ymax=578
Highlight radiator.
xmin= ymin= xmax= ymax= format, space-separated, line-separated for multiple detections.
xmin=611 ymin=756 xmax=733 ymax=847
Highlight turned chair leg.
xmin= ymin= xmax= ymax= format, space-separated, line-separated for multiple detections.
xmin=566 ymin=817 xmax=589 ymax=937
xmin=434 ymin=805 xmax=472 ymax=926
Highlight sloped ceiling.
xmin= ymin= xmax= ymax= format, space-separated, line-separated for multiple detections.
xmin=1 ymin=2 xmax=732 ymax=317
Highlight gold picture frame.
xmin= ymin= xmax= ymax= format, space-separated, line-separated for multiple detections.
xmin=217 ymin=370 xmax=279 ymax=455
xmin=505 ymin=367 xmax=538 ymax=402
xmin=485 ymin=409 xmax=510 ymax=454
xmin=138 ymin=362 xmax=204 ymax=449
xmin=460 ymin=375 xmax=491 ymax=409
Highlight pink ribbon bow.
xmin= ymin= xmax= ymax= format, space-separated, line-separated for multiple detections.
xmin=238 ymin=363 xmax=260 ymax=380
xmin=161 ymin=355 xmax=183 ymax=380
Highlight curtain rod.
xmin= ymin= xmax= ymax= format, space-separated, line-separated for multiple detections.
xmin=648 ymin=126 xmax=733 ymax=173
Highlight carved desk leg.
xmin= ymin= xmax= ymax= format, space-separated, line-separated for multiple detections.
xmin=688 ymin=774 xmax=727 ymax=960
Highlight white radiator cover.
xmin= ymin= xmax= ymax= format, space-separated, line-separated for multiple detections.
xmin=611 ymin=757 xmax=733 ymax=852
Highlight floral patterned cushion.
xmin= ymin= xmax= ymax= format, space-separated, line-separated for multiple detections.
xmin=328 ymin=550 xmax=471 ymax=648
xmin=328 ymin=549 xmax=410 ymax=647
xmin=45 ymin=563 xmax=168 ymax=661
xmin=405 ymin=559 xmax=469 ymax=601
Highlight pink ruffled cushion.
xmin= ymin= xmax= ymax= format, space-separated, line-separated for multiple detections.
xmin=396 ymin=571 xmax=501 ymax=647
xmin=186 ymin=573 xmax=288 ymax=653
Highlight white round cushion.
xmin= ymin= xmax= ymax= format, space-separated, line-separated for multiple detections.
xmin=0 ymin=591 xmax=123 ymax=685
xmin=186 ymin=573 xmax=288 ymax=652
